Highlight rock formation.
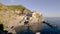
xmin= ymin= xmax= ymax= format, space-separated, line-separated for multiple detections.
xmin=0 ymin=3 xmax=44 ymax=34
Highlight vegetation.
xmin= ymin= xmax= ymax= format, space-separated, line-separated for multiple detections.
xmin=0 ymin=3 xmax=31 ymax=14
xmin=0 ymin=3 xmax=31 ymax=29
xmin=0 ymin=21 xmax=7 ymax=29
xmin=0 ymin=3 xmax=25 ymax=11
xmin=7 ymin=5 xmax=25 ymax=11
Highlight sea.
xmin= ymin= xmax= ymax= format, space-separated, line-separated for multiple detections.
xmin=41 ymin=17 xmax=60 ymax=34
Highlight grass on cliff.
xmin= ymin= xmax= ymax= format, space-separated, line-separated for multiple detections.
xmin=0 ymin=3 xmax=31 ymax=14
xmin=0 ymin=3 xmax=31 ymax=29
xmin=0 ymin=3 xmax=26 ymax=12
xmin=0 ymin=21 xmax=7 ymax=29
xmin=7 ymin=5 xmax=25 ymax=11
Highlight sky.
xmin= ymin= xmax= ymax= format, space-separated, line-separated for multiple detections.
xmin=0 ymin=0 xmax=60 ymax=17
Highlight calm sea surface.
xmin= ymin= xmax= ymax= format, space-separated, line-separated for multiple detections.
xmin=41 ymin=17 xmax=60 ymax=34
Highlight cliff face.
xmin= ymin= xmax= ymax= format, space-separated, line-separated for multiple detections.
xmin=0 ymin=3 xmax=44 ymax=34
xmin=0 ymin=3 xmax=31 ymax=29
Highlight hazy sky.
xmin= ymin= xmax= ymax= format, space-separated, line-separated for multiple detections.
xmin=0 ymin=0 xmax=60 ymax=17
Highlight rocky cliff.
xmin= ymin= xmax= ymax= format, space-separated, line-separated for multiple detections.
xmin=0 ymin=3 xmax=44 ymax=34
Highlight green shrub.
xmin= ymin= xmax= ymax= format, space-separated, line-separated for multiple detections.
xmin=0 ymin=21 xmax=7 ymax=29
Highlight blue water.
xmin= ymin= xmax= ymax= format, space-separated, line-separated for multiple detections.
xmin=41 ymin=17 xmax=60 ymax=34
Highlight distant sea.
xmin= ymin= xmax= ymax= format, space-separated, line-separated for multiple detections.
xmin=41 ymin=17 xmax=60 ymax=34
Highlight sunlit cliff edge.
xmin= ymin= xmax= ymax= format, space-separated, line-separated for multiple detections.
xmin=0 ymin=3 xmax=32 ymax=28
xmin=0 ymin=3 xmax=44 ymax=34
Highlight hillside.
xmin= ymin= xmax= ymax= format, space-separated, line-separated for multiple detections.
xmin=0 ymin=3 xmax=45 ymax=34
xmin=0 ymin=3 xmax=31 ymax=29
